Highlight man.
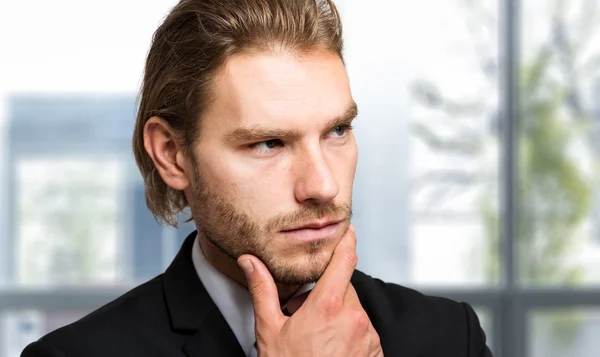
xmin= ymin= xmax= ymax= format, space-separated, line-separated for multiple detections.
xmin=22 ymin=0 xmax=493 ymax=356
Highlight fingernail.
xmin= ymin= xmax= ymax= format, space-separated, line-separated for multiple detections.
xmin=238 ymin=259 xmax=254 ymax=275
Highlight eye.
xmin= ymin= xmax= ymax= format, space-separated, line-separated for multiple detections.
xmin=329 ymin=124 xmax=353 ymax=138
xmin=248 ymin=139 xmax=283 ymax=153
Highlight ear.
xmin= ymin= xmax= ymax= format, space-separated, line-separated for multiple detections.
xmin=143 ymin=117 xmax=191 ymax=191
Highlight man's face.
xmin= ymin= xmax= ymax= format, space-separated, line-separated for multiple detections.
xmin=188 ymin=50 xmax=357 ymax=285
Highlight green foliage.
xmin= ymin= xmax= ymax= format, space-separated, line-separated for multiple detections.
xmin=411 ymin=1 xmax=600 ymax=352
xmin=494 ymin=56 xmax=592 ymax=285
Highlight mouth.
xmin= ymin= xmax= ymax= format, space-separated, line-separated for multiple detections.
xmin=280 ymin=219 xmax=345 ymax=243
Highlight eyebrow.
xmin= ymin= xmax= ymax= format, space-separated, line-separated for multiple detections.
xmin=226 ymin=101 xmax=359 ymax=142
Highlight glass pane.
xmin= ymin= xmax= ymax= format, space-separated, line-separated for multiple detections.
xmin=520 ymin=0 xmax=600 ymax=285
xmin=0 ymin=309 xmax=88 ymax=357
xmin=15 ymin=158 xmax=125 ymax=286
xmin=530 ymin=309 xmax=600 ymax=357
xmin=0 ymin=0 xmax=190 ymax=355
xmin=343 ymin=0 xmax=499 ymax=285
xmin=0 ymin=0 xmax=191 ymax=292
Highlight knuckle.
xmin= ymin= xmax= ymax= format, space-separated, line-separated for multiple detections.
xmin=351 ymin=309 xmax=369 ymax=331
xmin=323 ymin=295 xmax=344 ymax=316
xmin=371 ymin=331 xmax=381 ymax=347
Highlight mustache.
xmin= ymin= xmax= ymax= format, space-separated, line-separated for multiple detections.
xmin=265 ymin=202 xmax=353 ymax=232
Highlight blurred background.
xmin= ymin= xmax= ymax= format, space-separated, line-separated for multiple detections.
xmin=0 ymin=0 xmax=599 ymax=356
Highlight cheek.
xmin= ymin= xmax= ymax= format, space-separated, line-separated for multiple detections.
xmin=331 ymin=141 xmax=358 ymax=191
xmin=192 ymin=151 xmax=247 ymax=207
xmin=348 ymin=142 xmax=358 ymax=177
xmin=204 ymin=155 xmax=292 ymax=219
xmin=237 ymin=180 xmax=279 ymax=216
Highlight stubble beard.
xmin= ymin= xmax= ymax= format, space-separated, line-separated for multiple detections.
xmin=190 ymin=167 xmax=352 ymax=285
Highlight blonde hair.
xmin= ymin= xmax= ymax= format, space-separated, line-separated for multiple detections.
xmin=132 ymin=0 xmax=345 ymax=226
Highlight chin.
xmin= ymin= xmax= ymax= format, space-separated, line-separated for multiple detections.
xmin=267 ymin=248 xmax=333 ymax=285
xmin=271 ymin=269 xmax=325 ymax=286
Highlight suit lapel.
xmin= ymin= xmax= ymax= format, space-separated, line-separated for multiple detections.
xmin=163 ymin=231 xmax=246 ymax=357
xmin=182 ymin=308 xmax=247 ymax=357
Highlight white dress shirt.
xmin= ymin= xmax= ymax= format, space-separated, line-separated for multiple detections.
xmin=191 ymin=234 xmax=314 ymax=357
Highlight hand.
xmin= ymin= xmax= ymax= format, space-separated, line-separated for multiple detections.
xmin=238 ymin=225 xmax=384 ymax=357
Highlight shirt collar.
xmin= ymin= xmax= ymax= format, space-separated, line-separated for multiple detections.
xmin=191 ymin=234 xmax=315 ymax=356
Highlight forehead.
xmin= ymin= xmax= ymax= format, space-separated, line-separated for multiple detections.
xmin=205 ymin=50 xmax=352 ymax=131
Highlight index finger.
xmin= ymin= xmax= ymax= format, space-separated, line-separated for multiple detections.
xmin=308 ymin=223 xmax=357 ymax=303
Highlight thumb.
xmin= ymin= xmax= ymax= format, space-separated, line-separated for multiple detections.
xmin=238 ymin=255 xmax=285 ymax=331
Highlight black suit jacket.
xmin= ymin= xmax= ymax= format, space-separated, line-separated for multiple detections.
xmin=22 ymin=231 xmax=493 ymax=356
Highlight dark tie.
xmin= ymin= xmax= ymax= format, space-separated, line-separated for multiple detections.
xmin=282 ymin=290 xmax=311 ymax=315
xmin=282 ymin=306 xmax=292 ymax=316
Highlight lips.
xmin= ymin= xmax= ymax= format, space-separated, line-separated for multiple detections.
xmin=281 ymin=219 xmax=343 ymax=232
xmin=280 ymin=219 xmax=344 ymax=243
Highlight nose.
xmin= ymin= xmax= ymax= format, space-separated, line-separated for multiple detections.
xmin=293 ymin=146 xmax=339 ymax=204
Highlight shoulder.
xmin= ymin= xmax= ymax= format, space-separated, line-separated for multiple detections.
xmin=22 ymin=275 xmax=171 ymax=357
xmin=352 ymin=269 xmax=467 ymax=320
xmin=352 ymin=270 xmax=491 ymax=356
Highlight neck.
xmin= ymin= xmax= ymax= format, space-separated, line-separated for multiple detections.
xmin=198 ymin=233 xmax=301 ymax=304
